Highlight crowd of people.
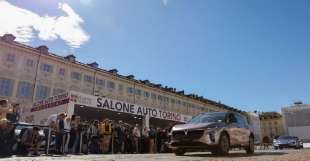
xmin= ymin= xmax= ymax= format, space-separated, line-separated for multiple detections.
xmin=0 ymin=99 xmax=174 ymax=158
xmin=48 ymin=112 xmax=173 ymax=155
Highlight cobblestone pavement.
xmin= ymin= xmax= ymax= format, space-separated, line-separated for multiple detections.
xmin=1 ymin=149 xmax=309 ymax=161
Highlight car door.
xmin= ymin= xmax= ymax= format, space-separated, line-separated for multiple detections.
xmin=225 ymin=113 xmax=239 ymax=146
xmin=235 ymin=113 xmax=250 ymax=146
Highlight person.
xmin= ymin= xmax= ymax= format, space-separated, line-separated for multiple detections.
xmin=71 ymin=115 xmax=81 ymax=154
xmin=0 ymin=100 xmax=12 ymax=120
xmin=64 ymin=116 xmax=71 ymax=153
xmin=19 ymin=126 xmax=40 ymax=156
xmin=149 ymin=126 xmax=156 ymax=153
xmin=0 ymin=118 xmax=15 ymax=158
xmin=156 ymin=128 xmax=162 ymax=153
xmin=132 ymin=124 xmax=141 ymax=153
xmin=99 ymin=119 xmax=113 ymax=153
xmin=141 ymin=127 xmax=149 ymax=153
xmin=12 ymin=103 xmax=20 ymax=122
xmin=116 ymin=120 xmax=125 ymax=153
xmin=88 ymin=120 xmax=100 ymax=154
xmin=68 ymin=115 xmax=78 ymax=153
xmin=55 ymin=113 xmax=66 ymax=154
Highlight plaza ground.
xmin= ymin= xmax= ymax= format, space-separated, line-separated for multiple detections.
xmin=1 ymin=149 xmax=310 ymax=161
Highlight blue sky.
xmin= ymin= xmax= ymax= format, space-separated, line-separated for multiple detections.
xmin=2 ymin=0 xmax=310 ymax=112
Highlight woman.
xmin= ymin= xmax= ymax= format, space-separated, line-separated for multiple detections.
xmin=68 ymin=115 xmax=78 ymax=153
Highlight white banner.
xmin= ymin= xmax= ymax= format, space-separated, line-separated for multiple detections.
xmin=69 ymin=91 xmax=192 ymax=123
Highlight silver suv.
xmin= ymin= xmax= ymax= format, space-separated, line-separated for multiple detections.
xmin=169 ymin=112 xmax=254 ymax=155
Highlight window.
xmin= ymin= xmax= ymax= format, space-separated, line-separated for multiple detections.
xmin=0 ymin=78 xmax=14 ymax=96
xmin=41 ymin=63 xmax=53 ymax=73
xmin=151 ymin=93 xmax=156 ymax=100
xmin=7 ymin=54 xmax=15 ymax=63
xmin=107 ymin=81 xmax=115 ymax=89
xmin=176 ymin=100 xmax=181 ymax=105
xmin=58 ymin=68 xmax=65 ymax=76
xmin=135 ymin=89 xmax=141 ymax=96
xmin=118 ymin=84 xmax=123 ymax=93
xmin=163 ymin=96 xmax=169 ymax=103
xmin=35 ymin=85 xmax=50 ymax=100
xmin=170 ymin=98 xmax=175 ymax=104
xmin=17 ymin=81 xmax=33 ymax=99
xmin=53 ymin=88 xmax=66 ymax=96
xmin=96 ymin=78 xmax=105 ymax=86
xmin=84 ymin=75 xmax=93 ymax=83
xmin=71 ymin=72 xmax=81 ymax=80
xmin=143 ymin=91 xmax=150 ymax=98
xmin=158 ymin=95 xmax=163 ymax=101
xmin=26 ymin=59 xmax=34 ymax=67
xmin=127 ymin=87 xmax=134 ymax=94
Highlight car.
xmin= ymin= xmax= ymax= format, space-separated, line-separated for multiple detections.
xmin=273 ymin=136 xmax=303 ymax=149
xmin=169 ymin=112 xmax=254 ymax=156
xmin=12 ymin=122 xmax=47 ymax=153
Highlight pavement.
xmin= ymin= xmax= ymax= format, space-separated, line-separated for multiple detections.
xmin=1 ymin=149 xmax=309 ymax=161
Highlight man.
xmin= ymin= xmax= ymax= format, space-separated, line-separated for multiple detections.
xmin=116 ymin=120 xmax=126 ymax=153
xmin=88 ymin=120 xmax=100 ymax=154
xmin=141 ymin=127 xmax=149 ymax=153
xmin=132 ymin=124 xmax=141 ymax=153
xmin=0 ymin=100 xmax=12 ymax=120
xmin=99 ymin=119 xmax=112 ymax=153
xmin=19 ymin=126 xmax=40 ymax=156
xmin=55 ymin=113 xmax=66 ymax=154
xmin=0 ymin=118 xmax=15 ymax=158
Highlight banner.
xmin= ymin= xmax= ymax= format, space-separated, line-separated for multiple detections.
xmin=69 ymin=91 xmax=191 ymax=123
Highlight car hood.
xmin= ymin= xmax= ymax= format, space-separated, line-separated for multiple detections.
xmin=172 ymin=122 xmax=221 ymax=131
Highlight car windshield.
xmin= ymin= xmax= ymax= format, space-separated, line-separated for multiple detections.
xmin=188 ymin=112 xmax=226 ymax=124
xmin=278 ymin=136 xmax=294 ymax=139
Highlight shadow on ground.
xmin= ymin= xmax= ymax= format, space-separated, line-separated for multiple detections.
xmin=185 ymin=151 xmax=288 ymax=158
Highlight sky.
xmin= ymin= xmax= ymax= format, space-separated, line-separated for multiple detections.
xmin=1 ymin=0 xmax=310 ymax=112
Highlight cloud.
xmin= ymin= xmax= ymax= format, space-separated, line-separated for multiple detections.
xmin=162 ymin=0 xmax=169 ymax=6
xmin=79 ymin=0 xmax=93 ymax=6
xmin=0 ymin=1 xmax=89 ymax=48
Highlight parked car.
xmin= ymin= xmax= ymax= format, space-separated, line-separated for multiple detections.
xmin=273 ymin=135 xmax=303 ymax=149
xmin=12 ymin=122 xmax=47 ymax=153
xmin=169 ymin=112 xmax=254 ymax=156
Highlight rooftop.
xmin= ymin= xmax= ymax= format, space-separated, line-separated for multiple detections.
xmin=0 ymin=33 xmax=243 ymax=113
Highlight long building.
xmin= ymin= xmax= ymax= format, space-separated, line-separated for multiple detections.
xmin=282 ymin=102 xmax=310 ymax=142
xmin=0 ymin=33 xmax=241 ymax=125
xmin=259 ymin=112 xmax=285 ymax=143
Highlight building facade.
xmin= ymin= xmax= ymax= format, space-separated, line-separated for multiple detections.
xmin=259 ymin=112 xmax=285 ymax=143
xmin=282 ymin=102 xmax=310 ymax=142
xmin=0 ymin=34 xmax=241 ymax=122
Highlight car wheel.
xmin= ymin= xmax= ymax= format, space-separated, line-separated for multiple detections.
xmin=245 ymin=136 xmax=254 ymax=154
xmin=274 ymin=146 xmax=278 ymax=150
xmin=174 ymin=149 xmax=185 ymax=156
xmin=216 ymin=133 xmax=230 ymax=155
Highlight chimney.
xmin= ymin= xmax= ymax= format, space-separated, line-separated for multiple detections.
xmin=2 ymin=34 xmax=16 ymax=42
xmin=126 ymin=75 xmax=135 ymax=80
xmin=141 ymin=80 xmax=150 ymax=84
xmin=36 ymin=45 xmax=49 ymax=54
xmin=64 ymin=54 xmax=76 ymax=63
xmin=109 ymin=69 xmax=118 ymax=75
xmin=87 ymin=62 xmax=98 ymax=68
xmin=155 ymin=84 xmax=162 ymax=88
xmin=177 ymin=90 xmax=184 ymax=95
